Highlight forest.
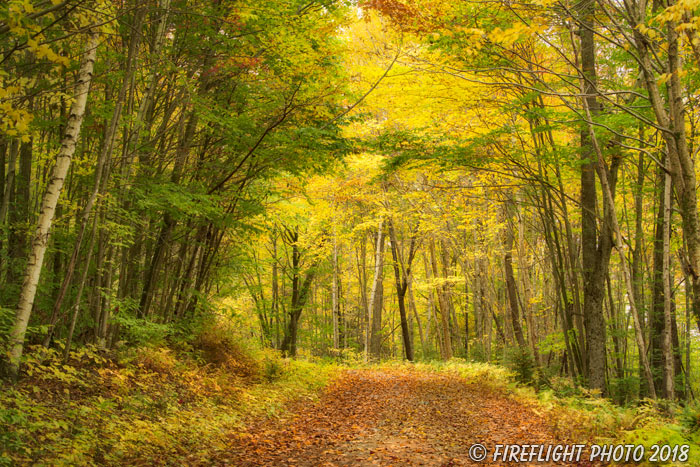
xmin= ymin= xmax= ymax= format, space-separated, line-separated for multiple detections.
xmin=2 ymin=0 xmax=700 ymax=464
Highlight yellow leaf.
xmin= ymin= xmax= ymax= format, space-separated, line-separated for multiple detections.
xmin=657 ymin=73 xmax=672 ymax=85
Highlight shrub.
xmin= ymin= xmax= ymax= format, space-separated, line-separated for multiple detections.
xmin=681 ymin=401 xmax=700 ymax=433
xmin=263 ymin=358 xmax=284 ymax=382
xmin=193 ymin=322 xmax=261 ymax=380
xmin=469 ymin=342 xmax=490 ymax=363
xmin=547 ymin=376 xmax=584 ymax=399
xmin=111 ymin=314 xmax=172 ymax=347
xmin=325 ymin=347 xmax=364 ymax=365
xmin=609 ymin=375 xmax=639 ymax=404
xmin=505 ymin=346 xmax=536 ymax=385
xmin=133 ymin=347 xmax=178 ymax=375
xmin=0 ymin=404 xmax=28 ymax=465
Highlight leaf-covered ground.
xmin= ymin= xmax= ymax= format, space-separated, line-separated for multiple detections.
xmin=6 ymin=345 xmax=697 ymax=466
xmin=224 ymin=368 xmax=585 ymax=466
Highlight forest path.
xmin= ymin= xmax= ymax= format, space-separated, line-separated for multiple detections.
xmin=223 ymin=368 xmax=582 ymax=466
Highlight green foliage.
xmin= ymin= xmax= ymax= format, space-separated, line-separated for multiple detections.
xmin=622 ymin=419 xmax=700 ymax=464
xmin=263 ymin=357 xmax=284 ymax=382
xmin=538 ymin=332 xmax=566 ymax=354
xmin=468 ymin=341 xmax=490 ymax=363
xmin=681 ymin=401 xmax=700 ymax=433
xmin=546 ymin=376 xmax=584 ymax=399
xmin=504 ymin=346 xmax=536 ymax=385
xmin=0 ymin=307 xmax=13 ymax=346
xmin=609 ymin=375 xmax=640 ymax=404
xmin=111 ymin=314 xmax=173 ymax=348
xmin=0 ymin=399 xmax=28 ymax=466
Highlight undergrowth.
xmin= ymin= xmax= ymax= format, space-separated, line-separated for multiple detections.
xmin=4 ymin=325 xmax=699 ymax=466
xmin=0 ymin=320 xmax=339 ymax=466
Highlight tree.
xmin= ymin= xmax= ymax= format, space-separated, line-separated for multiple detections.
xmin=387 ymin=218 xmax=417 ymax=361
xmin=6 ymin=32 xmax=99 ymax=378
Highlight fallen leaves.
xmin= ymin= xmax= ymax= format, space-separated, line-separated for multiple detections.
xmin=223 ymin=368 xmax=588 ymax=466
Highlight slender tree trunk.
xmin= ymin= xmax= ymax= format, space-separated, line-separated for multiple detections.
xmin=504 ymin=223 xmax=526 ymax=348
xmin=279 ymin=227 xmax=316 ymax=357
xmin=138 ymin=110 xmax=196 ymax=317
xmin=332 ymin=233 xmax=341 ymax=348
xmin=64 ymin=210 xmax=99 ymax=361
xmin=516 ymin=204 xmax=540 ymax=365
xmin=632 ymin=149 xmax=646 ymax=329
xmin=423 ymin=251 xmax=435 ymax=352
xmin=368 ymin=220 xmax=385 ymax=360
xmin=684 ymin=257 xmax=692 ymax=398
xmin=6 ymin=138 xmax=33 ymax=297
xmin=650 ymin=161 xmax=668 ymax=394
xmin=271 ymin=232 xmax=280 ymax=348
xmin=407 ymin=276 xmax=425 ymax=358
xmin=5 ymin=33 xmax=98 ymax=379
xmin=280 ymin=270 xmax=315 ymax=357
xmin=45 ymin=7 xmax=145 ymax=342
xmin=429 ymin=238 xmax=453 ymax=360
xmin=387 ymin=219 xmax=414 ymax=361
xmin=0 ymin=141 xmax=5 ymax=217
xmin=96 ymin=245 xmax=114 ymax=349
xmin=357 ymin=236 xmax=369 ymax=357
xmin=662 ymin=170 xmax=675 ymax=399
xmin=0 ymin=140 xmax=19 ymax=283
xmin=462 ymin=259 xmax=470 ymax=357
xmin=0 ymin=140 xmax=18 ymax=228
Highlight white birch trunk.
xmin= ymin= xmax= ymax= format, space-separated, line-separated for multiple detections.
xmin=6 ymin=33 xmax=98 ymax=379
xmin=365 ymin=219 xmax=384 ymax=362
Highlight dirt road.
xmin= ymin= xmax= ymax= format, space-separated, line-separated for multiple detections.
xmin=224 ymin=368 xmax=588 ymax=466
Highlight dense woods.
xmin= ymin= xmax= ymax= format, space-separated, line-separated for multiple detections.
xmin=0 ymin=0 xmax=351 ymax=376
xmin=3 ymin=0 xmax=700 ymax=414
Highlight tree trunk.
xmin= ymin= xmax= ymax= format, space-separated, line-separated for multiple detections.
xmin=45 ymin=6 xmax=145 ymax=342
xmin=6 ymin=138 xmax=33 ymax=299
xmin=0 ymin=140 xmax=18 ymax=229
xmin=138 ymin=110 xmax=197 ymax=317
xmin=367 ymin=220 xmax=385 ymax=360
xmin=650 ymin=161 xmax=668 ymax=394
xmin=429 ymin=238 xmax=453 ymax=360
xmin=504 ymin=223 xmax=526 ymax=348
xmin=661 ymin=169 xmax=675 ymax=399
xmin=387 ymin=219 xmax=414 ymax=361
xmin=632 ymin=149 xmax=646 ymax=329
xmin=633 ymin=2 xmax=700 ymax=335
xmin=407 ymin=276 xmax=425 ymax=358
xmin=332 ymin=233 xmax=342 ymax=349
xmin=577 ymin=0 xmax=608 ymax=394
xmin=580 ymin=86 xmax=658 ymax=400
xmin=280 ymin=227 xmax=316 ymax=357
xmin=280 ymin=269 xmax=315 ymax=357
xmin=5 ymin=33 xmax=98 ymax=379
xmin=64 ymin=210 xmax=99 ymax=361
xmin=517 ymin=204 xmax=540 ymax=365
xmin=357 ymin=236 xmax=369 ymax=357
